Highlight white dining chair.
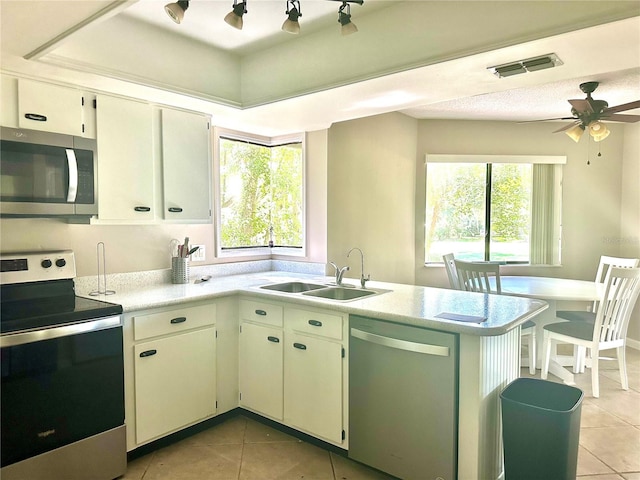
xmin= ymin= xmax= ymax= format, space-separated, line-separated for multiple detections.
xmin=453 ymin=259 xmax=536 ymax=374
xmin=442 ymin=253 xmax=460 ymax=290
xmin=542 ymin=266 xmax=640 ymax=397
xmin=557 ymin=255 xmax=639 ymax=372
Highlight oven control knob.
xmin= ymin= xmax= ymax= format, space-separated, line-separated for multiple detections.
xmin=41 ymin=259 xmax=52 ymax=268
xmin=55 ymin=258 xmax=66 ymax=268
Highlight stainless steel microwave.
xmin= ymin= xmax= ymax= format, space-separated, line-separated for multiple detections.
xmin=0 ymin=127 xmax=98 ymax=218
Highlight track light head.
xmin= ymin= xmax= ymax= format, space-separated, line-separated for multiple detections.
xmin=282 ymin=0 xmax=302 ymax=34
xmin=338 ymin=2 xmax=358 ymax=35
xmin=164 ymin=0 xmax=189 ymax=24
xmin=224 ymin=1 xmax=247 ymax=30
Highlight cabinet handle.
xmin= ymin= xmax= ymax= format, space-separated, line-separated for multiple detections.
xmin=293 ymin=342 xmax=307 ymax=350
xmin=267 ymin=336 xmax=280 ymax=343
xmin=308 ymin=319 xmax=322 ymax=327
xmin=170 ymin=317 xmax=187 ymax=324
xmin=255 ymin=309 xmax=267 ymax=316
xmin=24 ymin=113 xmax=47 ymax=122
xmin=168 ymin=207 xmax=183 ymax=213
xmin=139 ymin=349 xmax=157 ymax=358
xmin=134 ymin=206 xmax=151 ymax=212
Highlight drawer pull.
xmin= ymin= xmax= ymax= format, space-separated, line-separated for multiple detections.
xmin=255 ymin=309 xmax=267 ymax=316
xmin=24 ymin=113 xmax=47 ymax=122
xmin=293 ymin=342 xmax=307 ymax=350
xmin=267 ymin=336 xmax=280 ymax=343
xmin=308 ymin=319 xmax=323 ymax=327
xmin=139 ymin=349 xmax=157 ymax=358
xmin=134 ymin=206 xmax=151 ymax=212
xmin=170 ymin=317 xmax=187 ymax=324
xmin=168 ymin=207 xmax=183 ymax=213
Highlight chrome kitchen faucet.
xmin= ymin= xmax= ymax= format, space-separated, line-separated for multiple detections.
xmin=347 ymin=247 xmax=370 ymax=288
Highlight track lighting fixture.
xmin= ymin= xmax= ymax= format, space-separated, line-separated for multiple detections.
xmin=164 ymin=0 xmax=365 ymax=35
xmin=224 ymin=0 xmax=247 ymax=30
xmin=164 ymin=0 xmax=189 ymax=24
xmin=338 ymin=2 xmax=357 ymax=35
xmin=282 ymin=0 xmax=302 ymax=35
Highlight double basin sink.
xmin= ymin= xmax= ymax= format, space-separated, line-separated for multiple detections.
xmin=259 ymin=281 xmax=390 ymax=302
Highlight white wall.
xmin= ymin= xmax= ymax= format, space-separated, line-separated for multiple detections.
xmin=327 ymin=112 xmax=418 ymax=285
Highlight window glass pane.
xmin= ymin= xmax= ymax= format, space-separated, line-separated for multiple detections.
xmin=219 ymin=138 xmax=303 ymax=250
xmin=489 ymin=164 xmax=532 ymax=263
xmin=270 ymin=143 xmax=303 ymax=247
xmin=425 ymin=163 xmax=486 ymax=263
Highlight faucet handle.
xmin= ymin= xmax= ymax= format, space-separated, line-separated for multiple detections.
xmin=361 ymin=273 xmax=371 ymax=288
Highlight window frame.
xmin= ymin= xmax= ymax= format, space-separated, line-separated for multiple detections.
xmin=213 ymin=127 xmax=306 ymax=259
xmin=424 ymin=154 xmax=565 ymax=266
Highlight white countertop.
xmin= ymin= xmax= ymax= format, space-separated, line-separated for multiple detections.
xmin=78 ymin=270 xmax=548 ymax=336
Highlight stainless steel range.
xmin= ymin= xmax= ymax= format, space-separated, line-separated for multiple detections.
xmin=1 ymin=250 xmax=126 ymax=480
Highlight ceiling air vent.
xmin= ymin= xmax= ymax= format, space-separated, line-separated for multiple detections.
xmin=488 ymin=53 xmax=563 ymax=78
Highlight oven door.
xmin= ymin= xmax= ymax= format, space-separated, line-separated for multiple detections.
xmin=1 ymin=316 xmax=124 ymax=468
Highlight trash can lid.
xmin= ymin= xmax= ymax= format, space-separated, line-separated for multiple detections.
xmin=500 ymin=378 xmax=583 ymax=412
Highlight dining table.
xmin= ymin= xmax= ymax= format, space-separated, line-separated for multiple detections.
xmin=498 ymin=275 xmax=604 ymax=385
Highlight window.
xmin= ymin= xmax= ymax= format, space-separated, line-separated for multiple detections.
xmin=425 ymin=155 xmax=564 ymax=265
xmin=217 ymin=132 xmax=304 ymax=255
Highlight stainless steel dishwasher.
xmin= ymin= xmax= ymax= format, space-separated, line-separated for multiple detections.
xmin=349 ymin=315 xmax=458 ymax=480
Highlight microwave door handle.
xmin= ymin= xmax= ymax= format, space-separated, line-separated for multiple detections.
xmin=66 ymin=148 xmax=78 ymax=202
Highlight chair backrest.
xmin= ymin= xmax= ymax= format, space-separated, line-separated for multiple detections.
xmin=594 ymin=255 xmax=640 ymax=284
xmin=594 ymin=266 xmax=640 ymax=345
xmin=592 ymin=256 xmax=640 ymax=311
xmin=442 ymin=253 xmax=461 ymax=290
xmin=454 ymin=259 xmax=501 ymax=294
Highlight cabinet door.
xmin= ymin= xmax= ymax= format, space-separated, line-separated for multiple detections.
xmin=96 ymin=95 xmax=154 ymax=221
xmin=18 ymin=79 xmax=84 ymax=136
xmin=134 ymin=327 xmax=216 ymax=444
xmin=161 ymin=108 xmax=211 ymax=222
xmin=284 ymin=333 xmax=343 ymax=443
xmin=239 ymin=322 xmax=283 ymax=420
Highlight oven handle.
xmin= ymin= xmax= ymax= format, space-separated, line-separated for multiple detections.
xmin=1 ymin=315 xmax=122 ymax=348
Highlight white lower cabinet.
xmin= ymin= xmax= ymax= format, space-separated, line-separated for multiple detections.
xmin=239 ymin=322 xmax=283 ymax=420
xmin=124 ymin=302 xmax=217 ymax=449
xmin=238 ymin=298 xmax=347 ymax=447
xmin=284 ymin=332 xmax=343 ymax=443
xmin=134 ymin=327 xmax=216 ymax=444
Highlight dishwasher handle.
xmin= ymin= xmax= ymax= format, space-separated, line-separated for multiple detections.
xmin=350 ymin=327 xmax=449 ymax=357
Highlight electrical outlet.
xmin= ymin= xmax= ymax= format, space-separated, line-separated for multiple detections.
xmin=190 ymin=245 xmax=206 ymax=262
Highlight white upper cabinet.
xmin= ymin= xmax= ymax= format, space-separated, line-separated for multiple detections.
xmin=161 ymin=108 xmax=211 ymax=222
xmin=18 ymin=79 xmax=87 ymax=137
xmin=96 ymin=94 xmax=155 ymax=222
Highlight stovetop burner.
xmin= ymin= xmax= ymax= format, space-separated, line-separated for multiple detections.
xmin=0 ymin=251 xmax=123 ymax=335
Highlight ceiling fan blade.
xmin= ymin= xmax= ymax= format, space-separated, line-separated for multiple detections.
xmin=601 ymin=113 xmax=640 ymax=123
xmin=552 ymin=122 xmax=580 ymax=133
xmin=568 ymin=99 xmax=593 ymax=114
xmin=518 ymin=117 xmax=576 ymax=124
xmin=603 ymin=100 xmax=640 ymax=114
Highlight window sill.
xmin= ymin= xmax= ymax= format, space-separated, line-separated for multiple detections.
xmin=218 ymin=246 xmax=305 ymax=259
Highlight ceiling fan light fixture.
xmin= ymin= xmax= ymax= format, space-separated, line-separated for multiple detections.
xmin=565 ymin=124 xmax=585 ymax=143
xmin=282 ymin=1 xmax=302 ymax=34
xmin=589 ymin=121 xmax=610 ymax=142
xmin=224 ymin=1 xmax=247 ymax=30
xmin=164 ymin=0 xmax=189 ymax=24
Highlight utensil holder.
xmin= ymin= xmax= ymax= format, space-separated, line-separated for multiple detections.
xmin=172 ymin=257 xmax=190 ymax=284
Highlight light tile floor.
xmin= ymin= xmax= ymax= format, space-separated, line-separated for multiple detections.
xmin=123 ymin=347 xmax=640 ymax=480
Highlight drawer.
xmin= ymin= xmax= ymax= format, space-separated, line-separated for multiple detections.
xmin=285 ymin=308 xmax=343 ymax=340
xmin=239 ymin=299 xmax=283 ymax=328
xmin=134 ymin=303 xmax=216 ymax=340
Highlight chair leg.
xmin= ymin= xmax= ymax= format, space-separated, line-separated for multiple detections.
xmin=573 ymin=345 xmax=583 ymax=373
xmin=529 ymin=331 xmax=536 ymax=375
xmin=541 ymin=333 xmax=551 ymax=380
xmin=591 ymin=351 xmax=600 ymax=398
xmin=617 ymin=346 xmax=629 ymax=391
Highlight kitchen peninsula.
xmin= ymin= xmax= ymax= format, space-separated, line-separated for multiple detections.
xmin=78 ymin=265 xmax=547 ymax=480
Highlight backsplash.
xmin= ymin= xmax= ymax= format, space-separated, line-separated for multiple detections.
xmin=74 ymin=260 xmax=325 ymax=295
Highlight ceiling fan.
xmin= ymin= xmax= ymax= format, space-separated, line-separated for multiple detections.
xmin=538 ymin=82 xmax=640 ymax=142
